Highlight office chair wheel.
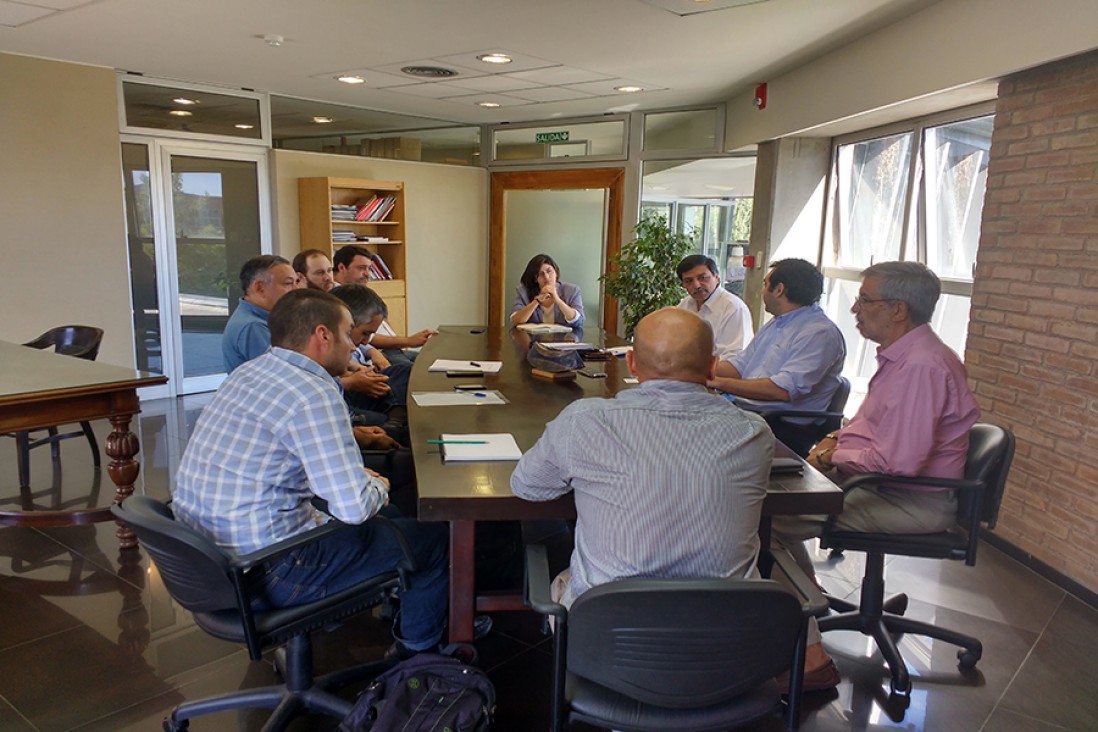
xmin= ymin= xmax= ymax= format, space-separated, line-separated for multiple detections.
xmin=958 ymin=648 xmax=981 ymax=669
xmin=163 ymin=717 xmax=188 ymax=732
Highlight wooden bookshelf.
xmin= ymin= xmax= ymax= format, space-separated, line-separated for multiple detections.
xmin=298 ymin=176 xmax=406 ymax=334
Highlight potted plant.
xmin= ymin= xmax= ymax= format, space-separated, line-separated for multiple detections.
xmin=600 ymin=214 xmax=695 ymax=337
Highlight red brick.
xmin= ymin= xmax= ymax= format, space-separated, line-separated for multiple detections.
xmin=1046 ymin=166 xmax=1097 ymax=184
xmin=996 ymin=124 xmax=1030 ymax=141
xmin=1026 ymin=151 xmax=1073 ymax=168
xmin=1064 ymin=374 xmax=1098 ymax=398
xmin=1036 ymin=384 xmax=1087 ymax=408
xmin=1012 ymin=105 xmax=1055 ymax=124
xmin=969 ymin=309 xmax=1006 ymax=325
xmin=1009 ymin=139 xmax=1051 ymax=156
xmin=999 ymin=343 xmax=1044 ymax=364
xmin=1050 ymin=132 xmax=1098 ymax=150
xmin=980 ymin=219 xmax=1017 ymax=234
xmin=1024 ymin=332 xmax=1072 ymax=353
xmin=1016 ymin=219 xmax=1061 ymax=234
xmin=1037 ymin=236 xmax=1085 ymax=250
xmin=1051 ymin=321 xmax=1098 ymax=342
xmin=983 ymin=325 xmax=1027 ymax=344
xmin=1028 ymin=300 xmax=1077 ymax=320
xmin=1022 ymin=186 xmax=1068 ymax=202
xmin=1076 ymin=112 xmax=1098 ymax=129
xmin=1019 ymin=363 xmax=1063 ymax=385
xmin=1056 ymin=253 xmax=1098 ymax=270
xmin=987 ymin=156 xmax=1026 ymax=174
xmin=1030 ymin=118 xmax=1079 ymax=136
xmin=1007 ymin=282 xmax=1055 ymax=299
xmin=1082 ymin=273 xmax=1098 ymax=289
xmin=1005 ymin=313 xmax=1050 ymax=331
xmin=1067 ymin=183 xmax=1098 ymax=199
xmin=1069 ymin=341 xmax=1098 ymax=360
xmin=1033 ymin=268 xmax=1081 ymax=286
xmin=986 ymin=188 xmax=1021 ymax=204
xmin=1040 ymin=201 xmax=1092 ymax=216
xmin=966 ymin=335 xmax=1003 ymax=355
xmin=1045 ymin=351 xmax=1094 ymax=375
xmin=1004 ymin=170 xmax=1046 ymax=187
xmin=1062 ymin=219 xmax=1098 ymax=234
xmin=999 ymin=371 xmax=1042 ymax=394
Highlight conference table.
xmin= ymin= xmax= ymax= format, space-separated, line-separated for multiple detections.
xmin=409 ymin=326 xmax=844 ymax=644
xmin=0 ymin=341 xmax=167 ymax=547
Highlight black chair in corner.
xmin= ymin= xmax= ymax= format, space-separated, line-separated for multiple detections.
xmin=818 ymin=423 xmax=1015 ymax=696
xmin=8 ymin=326 xmax=105 ymax=487
xmin=756 ymin=376 xmax=851 ymax=458
xmin=112 ymin=496 xmax=414 ymax=732
xmin=524 ymin=544 xmax=820 ymax=732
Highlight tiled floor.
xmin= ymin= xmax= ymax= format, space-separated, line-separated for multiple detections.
xmin=1 ymin=393 xmax=1096 ymax=731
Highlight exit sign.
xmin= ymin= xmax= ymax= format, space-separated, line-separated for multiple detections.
xmin=535 ymin=131 xmax=570 ymax=144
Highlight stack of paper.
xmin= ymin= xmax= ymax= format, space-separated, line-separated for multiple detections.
xmin=516 ymin=323 xmax=573 ymax=334
xmin=427 ymin=359 xmax=503 ymax=373
xmin=439 ymin=433 xmax=523 ymax=461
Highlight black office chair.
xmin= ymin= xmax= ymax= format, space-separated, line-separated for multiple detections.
xmin=524 ymin=544 xmax=819 ymax=732
xmin=818 ymin=423 xmax=1015 ymax=696
xmin=112 ymin=496 xmax=413 ymax=732
xmin=757 ymin=376 xmax=851 ymax=458
xmin=8 ymin=326 xmax=105 ymax=487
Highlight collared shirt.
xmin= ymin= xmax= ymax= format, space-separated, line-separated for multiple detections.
xmin=222 ymin=299 xmax=271 ymax=374
xmin=833 ymin=324 xmax=980 ymax=485
xmin=677 ymin=287 xmax=754 ymax=361
xmin=511 ymin=379 xmax=773 ymax=602
xmin=173 ymin=347 xmax=387 ymax=556
xmin=730 ymin=303 xmax=846 ymax=414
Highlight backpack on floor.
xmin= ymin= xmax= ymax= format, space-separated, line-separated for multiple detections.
xmin=338 ymin=652 xmax=495 ymax=732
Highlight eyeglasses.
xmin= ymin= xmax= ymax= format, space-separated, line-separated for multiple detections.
xmin=854 ymin=294 xmax=898 ymax=307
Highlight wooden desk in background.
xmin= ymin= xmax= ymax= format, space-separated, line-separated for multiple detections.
xmin=0 ymin=341 xmax=167 ymax=547
xmin=410 ymin=326 xmax=844 ymax=643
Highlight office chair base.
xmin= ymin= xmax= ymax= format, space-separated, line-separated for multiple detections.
xmin=165 ymin=659 xmax=393 ymax=732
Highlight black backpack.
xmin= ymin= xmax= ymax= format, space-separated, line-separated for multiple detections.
xmin=339 ymin=652 xmax=495 ymax=732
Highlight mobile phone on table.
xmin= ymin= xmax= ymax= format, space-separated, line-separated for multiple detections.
xmin=578 ymin=369 xmax=607 ymax=378
xmin=454 ymin=383 xmax=487 ymax=390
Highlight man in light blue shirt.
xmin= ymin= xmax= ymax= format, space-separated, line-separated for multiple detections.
xmin=221 ymin=255 xmax=297 ymax=373
xmin=177 ymin=288 xmax=448 ymax=655
xmin=708 ymin=258 xmax=845 ymax=456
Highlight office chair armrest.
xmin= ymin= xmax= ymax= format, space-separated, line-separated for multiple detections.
xmin=22 ymin=334 xmax=56 ymax=350
xmin=839 ymin=472 xmax=985 ymax=493
xmin=763 ymin=548 xmax=829 ymax=618
xmin=524 ymin=544 xmax=567 ymax=622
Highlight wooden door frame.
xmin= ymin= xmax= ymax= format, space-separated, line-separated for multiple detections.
xmin=489 ymin=168 xmax=625 ymax=333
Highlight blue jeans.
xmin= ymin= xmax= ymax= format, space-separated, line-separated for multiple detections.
xmin=251 ymin=517 xmax=449 ymax=651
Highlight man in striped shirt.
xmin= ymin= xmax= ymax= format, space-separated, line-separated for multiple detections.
xmin=511 ymin=307 xmax=774 ymax=608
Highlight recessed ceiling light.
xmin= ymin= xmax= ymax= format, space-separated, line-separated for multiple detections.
xmin=614 ymin=85 xmax=643 ymax=93
xmin=172 ymin=97 xmax=198 ymax=105
xmin=336 ymin=75 xmax=365 ymax=84
xmin=169 ymin=110 xmax=192 ymax=117
xmin=477 ymin=53 xmax=512 ymax=65
xmin=235 ymin=124 xmax=254 ymax=129
xmin=477 ymin=101 xmax=501 ymax=108
xmin=312 ymin=116 xmax=334 ymax=124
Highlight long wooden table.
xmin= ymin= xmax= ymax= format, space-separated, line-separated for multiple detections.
xmin=410 ymin=326 xmax=844 ymax=643
xmin=0 ymin=341 xmax=167 ymax=547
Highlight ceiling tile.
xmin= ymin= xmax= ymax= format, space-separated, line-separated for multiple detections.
xmin=506 ymin=66 xmax=614 ymax=86
xmin=381 ymin=83 xmax=472 ymax=99
xmin=640 ymin=0 xmax=774 ymax=16
xmin=0 ymin=1 xmax=54 ymax=27
xmin=563 ymin=78 xmax=663 ymax=96
xmin=438 ymin=93 xmax=533 ymax=108
xmin=444 ymin=74 xmax=544 ymax=93
xmin=310 ymin=68 xmax=416 ymax=89
xmin=502 ymin=86 xmax=598 ymax=103
xmin=431 ymin=48 xmax=559 ymax=75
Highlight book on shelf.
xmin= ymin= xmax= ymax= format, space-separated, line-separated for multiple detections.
xmin=369 ymin=252 xmax=393 ymax=278
xmin=354 ymin=195 xmax=379 ymax=221
xmin=357 ymin=236 xmax=390 ymax=243
xmin=371 ymin=196 xmax=396 ymax=222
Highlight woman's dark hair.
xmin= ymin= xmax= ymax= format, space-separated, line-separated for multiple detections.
xmin=520 ymin=254 xmax=560 ymax=300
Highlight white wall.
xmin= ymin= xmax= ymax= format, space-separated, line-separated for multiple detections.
xmin=270 ymin=150 xmax=489 ymax=331
xmin=0 ymin=53 xmax=135 ymax=367
xmin=725 ymin=0 xmax=1098 ymax=148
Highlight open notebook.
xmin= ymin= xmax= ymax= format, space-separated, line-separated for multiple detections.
xmin=439 ymin=433 xmax=523 ymax=462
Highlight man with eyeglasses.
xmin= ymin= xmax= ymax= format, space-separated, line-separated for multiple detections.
xmin=676 ymin=254 xmax=754 ymax=360
xmin=772 ymin=260 xmax=980 ymax=691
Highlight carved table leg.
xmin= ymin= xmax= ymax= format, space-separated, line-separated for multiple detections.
xmin=106 ymin=413 xmax=142 ymax=549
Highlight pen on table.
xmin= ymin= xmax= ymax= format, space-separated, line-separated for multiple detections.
xmin=469 ymin=361 xmax=482 ymax=367
xmin=426 ymin=439 xmax=488 ymax=444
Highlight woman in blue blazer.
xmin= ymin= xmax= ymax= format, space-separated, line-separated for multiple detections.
xmin=510 ymin=253 xmax=585 ymax=327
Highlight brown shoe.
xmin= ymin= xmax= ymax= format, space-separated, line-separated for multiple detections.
xmin=776 ymin=658 xmax=841 ymax=693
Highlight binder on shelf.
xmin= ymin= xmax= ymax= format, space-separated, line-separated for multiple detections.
xmin=370 ymin=253 xmax=393 ymax=278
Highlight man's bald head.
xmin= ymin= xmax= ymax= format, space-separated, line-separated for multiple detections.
xmin=628 ymin=307 xmax=716 ymax=384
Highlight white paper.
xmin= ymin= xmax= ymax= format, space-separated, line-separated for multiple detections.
xmin=606 ymin=346 xmax=633 ymax=357
xmin=623 ymin=376 xmax=639 ymax=384
xmin=538 ymin=342 xmax=595 ymax=351
xmin=412 ymin=390 xmax=508 ymax=407
xmin=516 ymin=323 xmax=572 ymax=333
xmin=427 ymin=359 xmax=504 ymax=374
xmin=439 ymin=433 xmax=523 ymax=461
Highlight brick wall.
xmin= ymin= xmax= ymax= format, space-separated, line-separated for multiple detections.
xmin=970 ymin=48 xmax=1098 ymax=594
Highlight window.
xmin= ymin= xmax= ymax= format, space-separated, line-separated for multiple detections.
xmin=822 ymin=107 xmax=993 ymax=379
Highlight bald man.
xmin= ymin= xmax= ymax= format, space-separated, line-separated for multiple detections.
xmin=511 ymin=307 xmax=774 ymax=608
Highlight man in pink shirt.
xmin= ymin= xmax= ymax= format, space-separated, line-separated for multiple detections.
xmin=774 ymin=261 xmax=980 ymax=691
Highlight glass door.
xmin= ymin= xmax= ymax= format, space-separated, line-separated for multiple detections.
xmin=121 ymin=139 xmax=270 ymax=397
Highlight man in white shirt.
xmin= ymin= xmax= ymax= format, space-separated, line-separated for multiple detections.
xmin=676 ymin=254 xmax=753 ymax=361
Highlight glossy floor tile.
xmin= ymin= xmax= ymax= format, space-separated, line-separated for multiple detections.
xmin=0 ymin=393 xmax=1096 ymax=731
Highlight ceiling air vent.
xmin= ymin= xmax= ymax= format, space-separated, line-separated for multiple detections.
xmin=400 ymin=65 xmax=459 ymax=79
